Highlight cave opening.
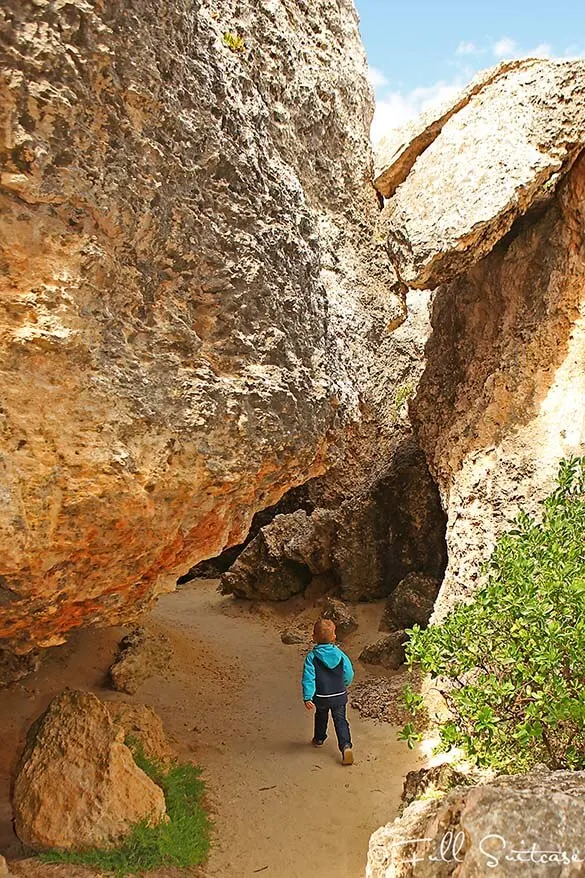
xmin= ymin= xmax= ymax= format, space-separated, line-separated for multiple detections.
xmin=178 ymin=436 xmax=448 ymax=632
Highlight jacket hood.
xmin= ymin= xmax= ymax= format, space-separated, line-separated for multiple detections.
xmin=312 ymin=643 xmax=344 ymax=668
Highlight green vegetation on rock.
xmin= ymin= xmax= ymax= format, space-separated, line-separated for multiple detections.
xmin=403 ymin=455 xmax=585 ymax=773
xmin=223 ymin=31 xmax=246 ymax=52
xmin=40 ymin=741 xmax=211 ymax=876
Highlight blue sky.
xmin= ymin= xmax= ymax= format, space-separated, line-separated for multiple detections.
xmin=356 ymin=0 xmax=585 ymax=142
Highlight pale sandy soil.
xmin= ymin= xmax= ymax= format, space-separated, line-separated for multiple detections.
xmin=0 ymin=580 xmax=422 ymax=878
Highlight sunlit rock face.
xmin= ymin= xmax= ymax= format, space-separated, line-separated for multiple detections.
xmin=375 ymin=60 xmax=585 ymax=618
xmin=377 ymin=58 xmax=585 ymax=290
xmin=412 ymin=156 xmax=585 ymax=618
xmin=0 ymin=0 xmax=404 ymax=650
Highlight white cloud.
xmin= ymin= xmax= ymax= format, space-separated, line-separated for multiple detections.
xmin=367 ymin=66 xmax=389 ymax=91
xmin=371 ymin=80 xmax=463 ymax=145
xmin=456 ymin=40 xmax=478 ymax=56
xmin=493 ymin=36 xmax=518 ymax=58
xmin=492 ymin=37 xmax=551 ymax=60
xmin=527 ymin=42 xmax=552 ymax=58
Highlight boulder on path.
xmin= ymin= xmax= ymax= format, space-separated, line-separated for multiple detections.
xmin=378 ymin=58 xmax=585 ymax=289
xmin=109 ymin=627 xmax=172 ymax=695
xmin=367 ymin=770 xmax=585 ymax=877
xmin=13 ymin=689 xmax=166 ymax=851
xmin=319 ymin=597 xmax=358 ymax=638
xmin=359 ymin=632 xmax=407 ymax=670
xmin=380 ymin=572 xmax=440 ymax=631
xmin=220 ymin=509 xmax=335 ymax=600
xmin=280 ymin=627 xmax=307 ymax=645
xmin=0 ymin=647 xmax=40 ymax=688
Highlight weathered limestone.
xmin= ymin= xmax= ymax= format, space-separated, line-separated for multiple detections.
xmin=378 ymin=59 xmax=585 ymax=289
xmin=220 ymin=509 xmax=334 ymax=600
xmin=359 ymin=632 xmax=406 ymax=670
xmin=109 ymin=627 xmax=173 ymax=695
xmin=367 ymin=770 xmax=585 ymax=877
xmin=220 ymin=436 xmax=447 ymax=602
xmin=13 ymin=689 xmax=166 ymax=850
xmin=413 ymin=154 xmax=585 ymax=617
xmin=375 ymin=59 xmax=585 ymax=618
xmin=319 ymin=597 xmax=357 ymax=637
xmin=104 ymin=701 xmax=175 ymax=766
xmin=380 ymin=572 xmax=439 ymax=631
xmin=0 ymin=0 xmax=403 ymax=651
xmin=374 ymin=59 xmax=535 ymax=198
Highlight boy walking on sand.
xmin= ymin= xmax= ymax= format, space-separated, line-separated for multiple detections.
xmin=302 ymin=618 xmax=355 ymax=765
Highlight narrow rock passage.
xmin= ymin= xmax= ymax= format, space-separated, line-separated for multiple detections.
xmin=149 ymin=582 xmax=421 ymax=878
xmin=0 ymin=581 xmax=420 ymax=878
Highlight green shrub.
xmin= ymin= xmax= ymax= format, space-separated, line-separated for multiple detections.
xmin=403 ymin=455 xmax=585 ymax=773
xmin=223 ymin=31 xmax=245 ymax=52
xmin=40 ymin=741 xmax=211 ymax=876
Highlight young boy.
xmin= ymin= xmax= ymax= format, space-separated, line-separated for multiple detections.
xmin=302 ymin=618 xmax=355 ymax=765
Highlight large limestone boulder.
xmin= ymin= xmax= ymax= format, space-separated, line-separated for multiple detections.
xmin=378 ymin=58 xmax=585 ymax=289
xmin=13 ymin=689 xmax=166 ymax=851
xmin=220 ymin=509 xmax=335 ymax=599
xmin=220 ymin=434 xmax=447 ymax=602
xmin=367 ymin=770 xmax=585 ymax=877
xmin=0 ymin=0 xmax=403 ymax=652
xmin=413 ymin=152 xmax=585 ymax=618
xmin=375 ymin=58 xmax=585 ymax=618
xmin=374 ymin=59 xmax=531 ymax=198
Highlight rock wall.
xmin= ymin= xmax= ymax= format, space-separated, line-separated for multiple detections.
xmin=367 ymin=769 xmax=585 ymax=878
xmin=0 ymin=0 xmax=404 ymax=650
xmin=376 ymin=59 xmax=585 ymax=618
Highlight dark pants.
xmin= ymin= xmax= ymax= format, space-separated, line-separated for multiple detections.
xmin=314 ymin=704 xmax=352 ymax=751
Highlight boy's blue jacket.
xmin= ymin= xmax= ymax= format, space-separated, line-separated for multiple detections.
xmin=302 ymin=643 xmax=354 ymax=701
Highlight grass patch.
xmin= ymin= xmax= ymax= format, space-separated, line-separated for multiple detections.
xmin=40 ymin=740 xmax=211 ymax=876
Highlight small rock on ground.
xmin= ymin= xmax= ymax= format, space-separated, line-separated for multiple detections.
xmin=319 ymin=597 xmax=358 ymax=638
xmin=109 ymin=626 xmax=172 ymax=695
xmin=359 ymin=631 xmax=407 ymax=670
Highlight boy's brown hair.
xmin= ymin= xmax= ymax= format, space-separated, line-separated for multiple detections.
xmin=313 ymin=618 xmax=336 ymax=644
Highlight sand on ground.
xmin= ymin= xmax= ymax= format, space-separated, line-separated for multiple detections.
xmin=0 ymin=579 xmax=422 ymax=878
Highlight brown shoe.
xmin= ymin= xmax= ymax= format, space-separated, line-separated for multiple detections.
xmin=341 ymin=745 xmax=354 ymax=765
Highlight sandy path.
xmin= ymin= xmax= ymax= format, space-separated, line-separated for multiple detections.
xmin=0 ymin=580 xmax=421 ymax=878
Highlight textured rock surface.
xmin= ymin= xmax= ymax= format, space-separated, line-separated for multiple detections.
xmin=0 ymin=647 xmax=40 ymax=688
xmin=381 ymin=572 xmax=439 ymax=631
xmin=413 ymin=153 xmax=585 ymax=618
xmin=379 ymin=59 xmax=585 ymax=289
xmin=319 ymin=597 xmax=358 ymax=637
xmin=333 ymin=439 xmax=447 ymax=600
xmin=367 ymin=770 xmax=585 ymax=877
xmin=0 ymin=0 xmax=403 ymax=651
xmin=400 ymin=764 xmax=470 ymax=814
xmin=103 ymin=701 xmax=175 ymax=766
xmin=0 ymin=855 xmax=10 ymax=877
xmin=109 ymin=626 xmax=172 ymax=695
xmin=373 ymin=59 xmax=532 ymax=198
xmin=220 ymin=509 xmax=334 ymax=600
xmin=13 ymin=689 xmax=166 ymax=850
xmin=359 ymin=631 xmax=406 ymax=670
xmin=220 ymin=434 xmax=447 ymax=602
